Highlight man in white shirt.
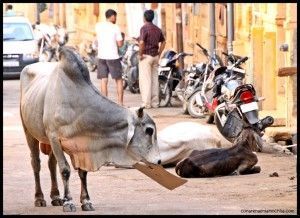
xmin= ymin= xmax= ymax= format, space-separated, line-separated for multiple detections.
xmin=95 ymin=9 xmax=124 ymax=105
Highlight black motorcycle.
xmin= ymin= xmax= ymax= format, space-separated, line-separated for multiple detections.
xmin=85 ymin=40 xmax=98 ymax=72
xmin=122 ymin=41 xmax=140 ymax=94
xmin=181 ymin=62 xmax=208 ymax=114
xmin=37 ymin=25 xmax=69 ymax=62
xmin=158 ymin=50 xmax=193 ymax=107
xmin=209 ymin=55 xmax=274 ymax=142
xmin=185 ymin=43 xmax=224 ymax=117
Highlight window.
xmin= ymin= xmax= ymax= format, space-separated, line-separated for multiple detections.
xmin=3 ymin=23 xmax=34 ymax=41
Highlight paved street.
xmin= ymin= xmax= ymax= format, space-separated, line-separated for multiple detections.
xmin=3 ymin=70 xmax=297 ymax=215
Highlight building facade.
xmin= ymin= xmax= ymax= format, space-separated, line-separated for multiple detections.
xmin=4 ymin=3 xmax=297 ymax=128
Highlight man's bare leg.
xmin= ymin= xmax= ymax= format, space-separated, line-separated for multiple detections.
xmin=115 ymin=78 xmax=124 ymax=106
xmin=100 ymin=78 xmax=108 ymax=97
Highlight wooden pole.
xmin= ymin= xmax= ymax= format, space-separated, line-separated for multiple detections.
xmin=36 ymin=3 xmax=40 ymax=24
xmin=62 ymin=3 xmax=66 ymax=28
xmin=209 ymin=3 xmax=216 ymax=56
xmin=160 ymin=7 xmax=166 ymax=37
xmin=55 ymin=3 xmax=60 ymax=26
xmin=175 ymin=3 xmax=184 ymax=72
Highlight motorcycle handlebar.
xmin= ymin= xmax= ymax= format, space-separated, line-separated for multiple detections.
xmin=222 ymin=52 xmax=229 ymax=56
xmin=184 ymin=53 xmax=194 ymax=56
xmin=177 ymin=52 xmax=193 ymax=57
xmin=196 ymin=43 xmax=208 ymax=55
xmin=235 ymin=56 xmax=248 ymax=66
xmin=222 ymin=52 xmax=243 ymax=60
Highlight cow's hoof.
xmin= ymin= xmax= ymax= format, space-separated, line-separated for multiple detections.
xmin=81 ymin=202 xmax=95 ymax=211
xmin=51 ymin=198 xmax=64 ymax=206
xmin=253 ymin=166 xmax=261 ymax=173
xmin=231 ymin=171 xmax=238 ymax=176
xmin=35 ymin=199 xmax=46 ymax=207
xmin=63 ymin=201 xmax=76 ymax=212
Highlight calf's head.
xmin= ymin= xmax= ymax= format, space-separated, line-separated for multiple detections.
xmin=235 ymin=128 xmax=263 ymax=152
xmin=127 ymin=107 xmax=161 ymax=165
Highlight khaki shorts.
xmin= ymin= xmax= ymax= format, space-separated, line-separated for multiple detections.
xmin=97 ymin=58 xmax=122 ymax=79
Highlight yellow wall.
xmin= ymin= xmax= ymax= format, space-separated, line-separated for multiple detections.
xmin=6 ymin=3 xmax=296 ymax=126
xmin=162 ymin=3 xmax=297 ymax=126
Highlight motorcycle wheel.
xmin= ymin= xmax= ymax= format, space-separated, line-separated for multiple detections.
xmin=214 ymin=112 xmax=235 ymax=143
xmin=206 ymin=114 xmax=214 ymax=124
xmin=87 ymin=62 xmax=97 ymax=72
xmin=123 ymin=79 xmax=128 ymax=90
xmin=88 ymin=62 xmax=97 ymax=72
xmin=182 ymin=100 xmax=189 ymax=114
xmin=187 ymin=91 xmax=206 ymax=118
xmin=159 ymin=79 xmax=171 ymax=107
xmin=129 ymin=83 xmax=140 ymax=94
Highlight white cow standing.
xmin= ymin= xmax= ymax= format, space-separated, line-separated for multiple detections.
xmin=20 ymin=47 xmax=161 ymax=212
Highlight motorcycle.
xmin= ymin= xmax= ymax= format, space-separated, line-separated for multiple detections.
xmin=185 ymin=43 xmax=224 ymax=118
xmin=214 ymin=82 xmax=274 ymax=143
xmin=84 ymin=40 xmax=98 ymax=72
xmin=36 ymin=24 xmax=69 ymax=62
xmin=195 ymin=53 xmax=274 ymax=143
xmin=158 ymin=50 xmax=193 ymax=107
xmin=121 ymin=40 xmax=140 ymax=94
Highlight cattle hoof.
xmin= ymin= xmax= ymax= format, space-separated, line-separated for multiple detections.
xmin=231 ymin=171 xmax=238 ymax=176
xmin=63 ymin=201 xmax=76 ymax=212
xmin=51 ymin=198 xmax=64 ymax=206
xmin=35 ymin=199 xmax=47 ymax=207
xmin=253 ymin=166 xmax=261 ymax=173
xmin=81 ymin=202 xmax=95 ymax=211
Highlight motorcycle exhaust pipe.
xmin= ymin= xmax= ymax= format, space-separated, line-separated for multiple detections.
xmin=258 ymin=116 xmax=274 ymax=131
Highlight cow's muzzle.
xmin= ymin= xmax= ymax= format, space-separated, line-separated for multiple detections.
xmin=141 ymin=158 xmax=162 ymax=165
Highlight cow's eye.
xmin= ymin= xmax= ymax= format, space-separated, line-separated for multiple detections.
xmin=145 ymin=127 xmax=154 ymax=136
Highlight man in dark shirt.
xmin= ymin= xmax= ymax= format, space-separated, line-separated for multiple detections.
xmin=138 ymin=9 xmax=166 ymax=109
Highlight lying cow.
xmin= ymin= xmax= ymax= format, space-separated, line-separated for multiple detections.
xmin=175 ymin=128 xmax=262 ymax=178
xmin=157 ymin=122 xmax=221 ymax=167
xmin=108 ymin=122 xmax=221 ymax=168
xmin=20 ymin=46 xmax=161 ymax=212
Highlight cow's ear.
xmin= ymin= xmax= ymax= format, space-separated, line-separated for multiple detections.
xmin=137 ymin=106 xmax=144 ymax=118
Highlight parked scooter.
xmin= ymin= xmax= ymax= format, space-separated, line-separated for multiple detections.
xmin=121 ymin=40 xmax=140 ymax=93
xmin=36 ymin=24 xmax=69 ymax=62
xmin=84 ymin=40 xmax=98 ymax=72
xmin=180 ymin=62 xmax=208 ymax=114
xmin=185 ymin=43 xmax=224 ymax=118
xmin=158 ymin=50 xmax=193 ymax=107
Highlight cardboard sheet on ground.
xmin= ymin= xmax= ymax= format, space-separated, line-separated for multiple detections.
xmin=133 ymin=162 xmax=188 ymax=190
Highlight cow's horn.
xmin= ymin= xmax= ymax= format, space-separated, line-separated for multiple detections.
xmin=137 ymin=106 xmax=145 ymax=118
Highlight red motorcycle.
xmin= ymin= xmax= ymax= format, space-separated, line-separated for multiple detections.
xmin=211 ymin=56 xmax=274 ymax=142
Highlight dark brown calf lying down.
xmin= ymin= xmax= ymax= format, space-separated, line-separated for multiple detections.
xmin=175 ymin=128 xmax=263 ymax=178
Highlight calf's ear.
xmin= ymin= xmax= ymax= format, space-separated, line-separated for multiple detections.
xmin=137 ymin=106 xmax=145 ymax=118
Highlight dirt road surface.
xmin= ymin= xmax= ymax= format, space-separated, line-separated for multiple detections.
xmin=3 ymin=70 xmax=297 ymax=215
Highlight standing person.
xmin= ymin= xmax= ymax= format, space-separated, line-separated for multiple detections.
xmin=138 ymin=9 xmax=166 ymax=109
xmin=5 ymin=4 xmax=16 ymax=16
xmin=95 ymin=9 xmax=124 ymax=106
xmin=118 ymin=32 xmax=128 ymax=58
